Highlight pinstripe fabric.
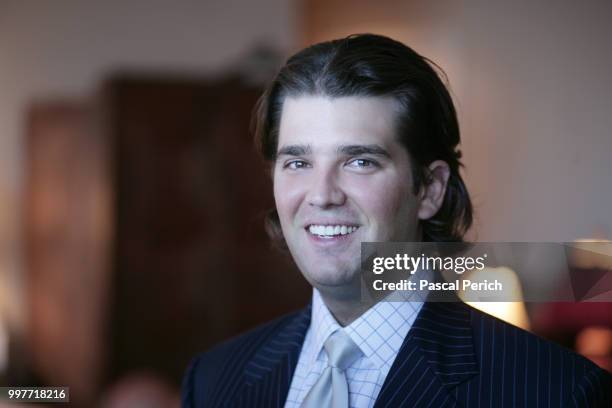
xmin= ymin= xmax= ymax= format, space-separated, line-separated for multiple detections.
xmin=182 ymin=301 xmax=611 ymax=407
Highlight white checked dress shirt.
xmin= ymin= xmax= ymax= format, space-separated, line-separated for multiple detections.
xmin=284 ymin=288 xmax=425 ymax=408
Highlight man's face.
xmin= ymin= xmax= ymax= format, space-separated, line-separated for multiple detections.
xmin=273 ymin=95 xmax=422 ymax=293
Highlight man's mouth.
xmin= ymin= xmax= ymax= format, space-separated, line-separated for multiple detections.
xmin=307 ymin=224 xmax=360 ymax=238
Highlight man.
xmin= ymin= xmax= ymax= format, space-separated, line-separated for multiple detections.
xmin=182 ymin=34 xmax=610 ymax=407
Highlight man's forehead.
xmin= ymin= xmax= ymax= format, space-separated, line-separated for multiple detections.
xmin=277 ymin=95 xmax=401 ymax=151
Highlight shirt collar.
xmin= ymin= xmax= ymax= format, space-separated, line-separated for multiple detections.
xmin=309 ymin=274 xmax=428 ymax=372
xmin=310 ymin=289 xmax=342 ymax=367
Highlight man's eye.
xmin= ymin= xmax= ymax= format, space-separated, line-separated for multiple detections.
xmin=284 ymin=160 xmax=310 ymax=170
xmin=347 ymin=158 xmax=378 ymax=169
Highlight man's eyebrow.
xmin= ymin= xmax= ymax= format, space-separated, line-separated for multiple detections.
xmin=276 ymin=144 xmax=312 ymax=157
xmin=337 ymin=144 xmax=391 ymax=158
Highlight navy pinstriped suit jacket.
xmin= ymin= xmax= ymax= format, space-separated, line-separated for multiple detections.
xmin=182 ymin=300 xmax=611 ymax=407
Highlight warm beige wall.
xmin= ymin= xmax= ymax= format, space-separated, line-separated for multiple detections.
xmin=0 ymin=0 xmax=298 ymax=335
xmin=303 ymin=0 xmax=612 ymax=242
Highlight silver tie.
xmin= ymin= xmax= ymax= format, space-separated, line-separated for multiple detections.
xmin=301 ymin=330 xmax=363 ymax=408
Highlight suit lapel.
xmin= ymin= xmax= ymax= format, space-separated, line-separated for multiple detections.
xmin=227 ymin=299 xmax=478 ymax=407
xmin=374 ymin=301 xmax=478 ymax=407
xmin=232 ymin=306 xmax=311 ymax=407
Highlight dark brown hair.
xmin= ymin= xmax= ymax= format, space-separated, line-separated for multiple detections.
xmin=254 ymin=33 xmax=472 ymax=242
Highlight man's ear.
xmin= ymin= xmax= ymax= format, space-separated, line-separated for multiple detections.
xmin=417 ymin=160 xmax=450 ymax=220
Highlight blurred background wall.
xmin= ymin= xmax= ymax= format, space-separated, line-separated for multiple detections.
xmin=0 ymin=0 xmax=611 ymax=406
xmin=0 ymin=0 xmax=298 ymax=329
xmin=303 ymin=0 xmax=612 ymax=242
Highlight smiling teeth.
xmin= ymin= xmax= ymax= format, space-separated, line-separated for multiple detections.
xmin=308 ymin=225 xmax=358 ymax=236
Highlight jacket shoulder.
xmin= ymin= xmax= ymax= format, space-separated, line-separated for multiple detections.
xmin=466 ymin=304 xmax=611 ymax=406
xmin=181 ymin=308 xmax=307 ymax=408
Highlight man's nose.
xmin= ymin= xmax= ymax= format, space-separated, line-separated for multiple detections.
xmin=306 ymin=168 xmax=347 ymax=208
